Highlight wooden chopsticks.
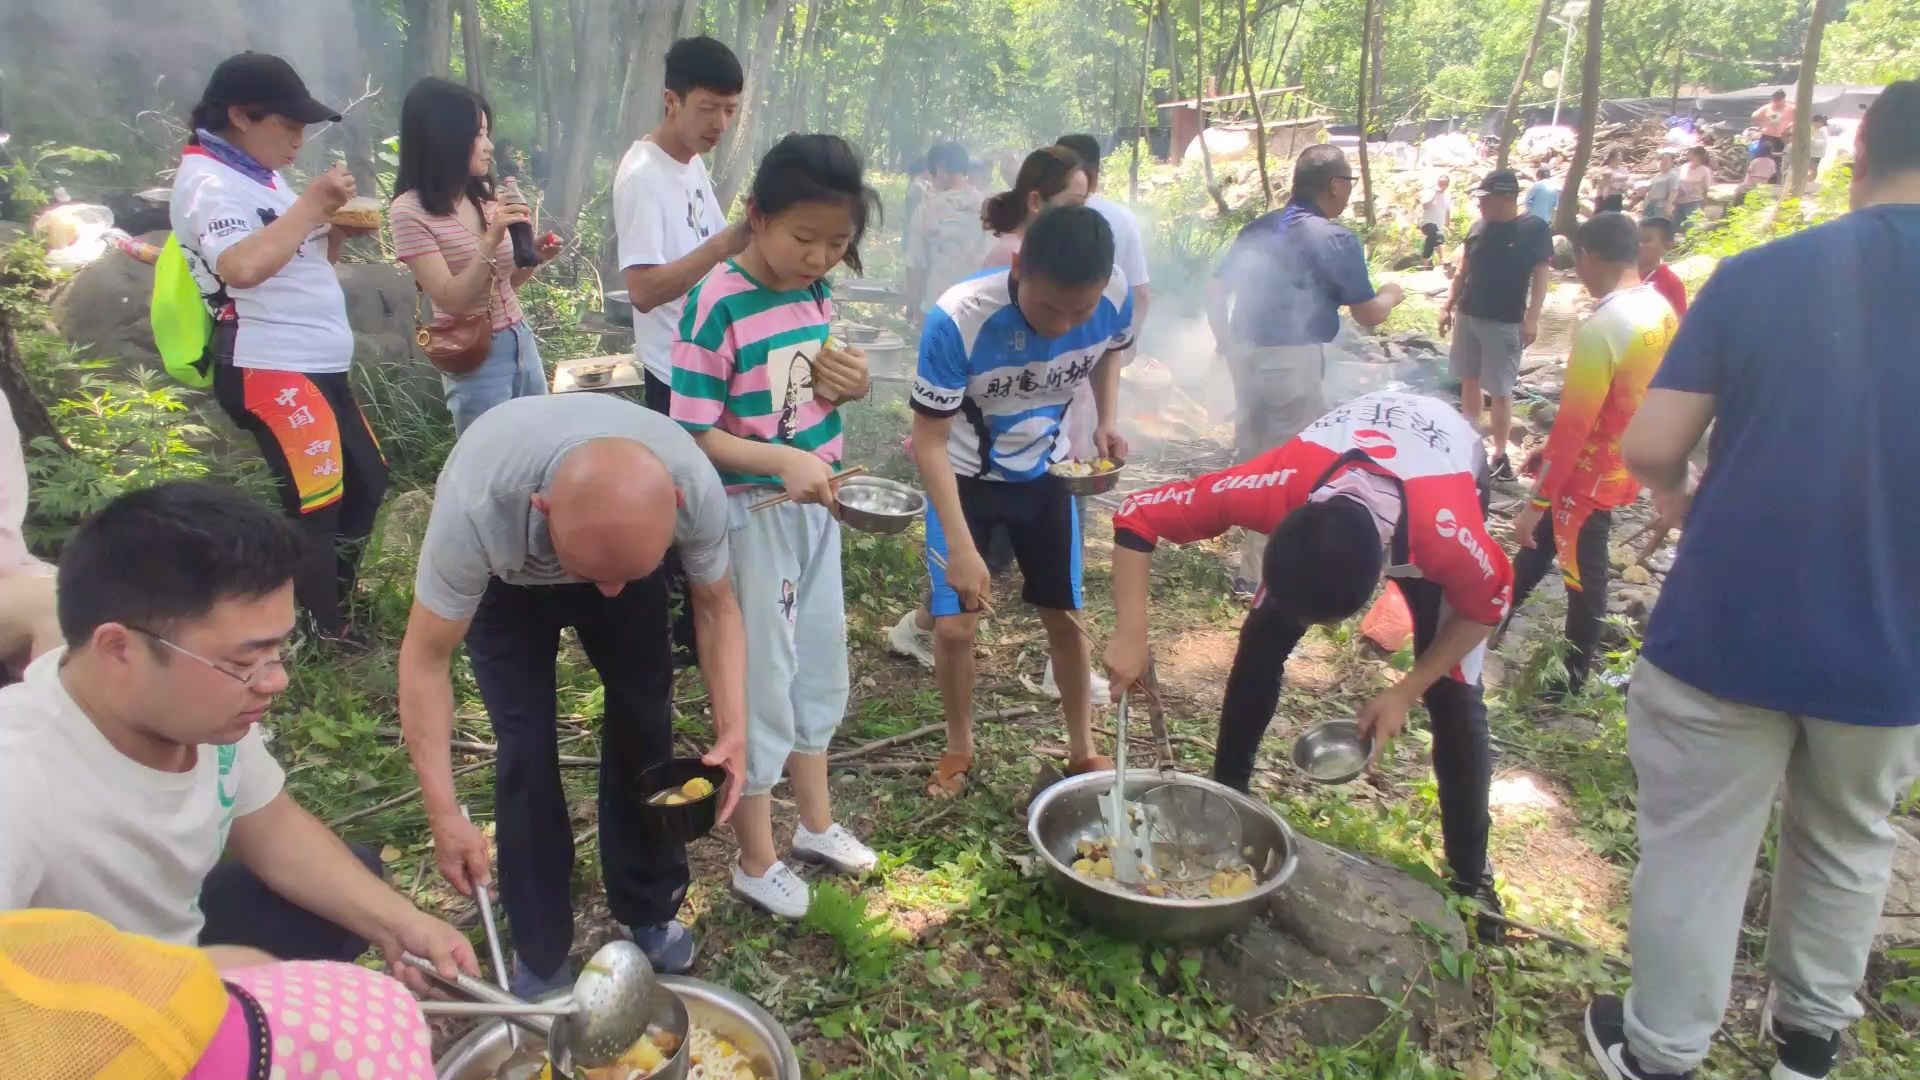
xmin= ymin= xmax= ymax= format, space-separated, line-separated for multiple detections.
xmin=748 ymin=465 xmax=870 ymax=512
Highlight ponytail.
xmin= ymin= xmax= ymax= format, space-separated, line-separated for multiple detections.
xmin=978 ymin=145 xmax=1086 ymax=237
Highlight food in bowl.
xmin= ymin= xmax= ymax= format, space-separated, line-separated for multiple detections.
xmin=1068 ymin=836 xmax=1260 ymax=900
xmin=573 ymin=363 xmax=616 ymax=387
xmin=648 ymin=776 xmax=716 ymax=808
xmin=572 ymin=1024 xmax=762 ymax=1080
xmin=328 ymin=196 xmax=383 ymax=230
xmin=1048 ymin=458 xmax=1119 ymax=478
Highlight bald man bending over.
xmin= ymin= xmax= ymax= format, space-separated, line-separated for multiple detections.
xmin=399 ymin=393 xmax=745 ymax=990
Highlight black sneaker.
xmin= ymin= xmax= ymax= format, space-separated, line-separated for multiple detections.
xmin=1585 ymin=995 xmax=1695 ymax=1080
xmin=1764 ymin=991 xmax=1839 ymax=1079
xmin=1452 ymin=869 xmax=1506 ymax=946
xmin=1489 ymin=455 xmax=1519 ymax=483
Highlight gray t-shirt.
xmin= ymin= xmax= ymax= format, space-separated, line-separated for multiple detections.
xmin=414 ymin=394 xmax=730 ymax=621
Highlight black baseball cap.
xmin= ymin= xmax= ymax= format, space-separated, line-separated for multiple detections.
xmin=201 ymin=52 xmax=342 ymax=124
xmin=1477 ymin=169 xmax=1522 ymax=195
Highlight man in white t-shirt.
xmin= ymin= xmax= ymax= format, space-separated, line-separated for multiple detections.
xmin=613 ymin=36 xmax=750 ymax=413
xmin=0 ymin=481 xmax=474 ymax=993
xmin=1056 ymin=134 xmax=1152 ymax=352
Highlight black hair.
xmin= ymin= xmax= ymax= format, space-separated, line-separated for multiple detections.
xmin=57 ymin=482 xmax=305 ymax=650
xmin=665 ymin=36 xmax=744 ymax=97
xmin=927 ymin=141 xmax=969 ymax=177
xmin=1259 ymin=498 xmax=1384 ymax=625
xmin=981 ymin=146 xmax=1084 ymax=235
xmin=1604 ymin=148 xmax=1624 ymax=165
xmin=1772 ymin=89 xmax=1788 ymax=101
xmin=749 ymin=133 xmax=882 ymax=275
xmin=394 ymin=77 xmax=495 ymax=218
xmin=906 ymin=155 xmax=929 ymax=176
xmin=1017 ymin=204 xmax=1115 ymax=288
xmin=1575 ymin=211 xmax=1640 ymax=263
xmin=1812 ymin=113 xmax=1828 ymax=124
xmin=1857 ymin=79 xmax=1920 ymax=183
xmin=1291 ymin=145 xmax=1352 ymax=199
xmin=1055 ymin=133 xmax=1103 ymax=185
xmin=1685 ymin=145 xmax=1711 ymax=162
xmin=1536 ymin=166 xmax=1552 ymax=180
xmin=1639 ymin=216 xmax=1677 ymax=244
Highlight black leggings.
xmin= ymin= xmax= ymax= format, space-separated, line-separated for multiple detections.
xmin=1502 ymin=506 xmax=1611 ymax=689
xmin=1213 ymin=576 xmax=1491 ymax=890
xmin=1420 ymin=222 xmax=1443 ymax=260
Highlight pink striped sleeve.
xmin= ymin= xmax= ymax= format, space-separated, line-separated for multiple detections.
xmin=669 ymin=341 xmax=731 ymax=430
xmin=388 ymin=198 xmax=439 ymax=261
xmin=688 ymin=269 xmax=760 ymax=329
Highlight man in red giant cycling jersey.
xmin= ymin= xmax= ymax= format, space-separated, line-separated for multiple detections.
xmin=1104 ymin=390 xmax=1514 ymax=940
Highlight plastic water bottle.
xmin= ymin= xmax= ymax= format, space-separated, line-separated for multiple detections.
xmin=501 ymin=177 xmax=538 ymax=268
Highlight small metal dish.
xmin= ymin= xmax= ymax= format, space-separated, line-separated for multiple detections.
xmin=1291 ymin=720 xmax=1373 ymax=785
xmin=834 ymin=475 xmax=925 ymax=535
xmin=1051 ymin=465 xmax=1121 ymax=497
xmin=573 ymin=365 xmax=614 ymax=388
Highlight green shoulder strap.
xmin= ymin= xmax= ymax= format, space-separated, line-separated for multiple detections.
xmin=150 ymin=233 xmax=214 ymax=389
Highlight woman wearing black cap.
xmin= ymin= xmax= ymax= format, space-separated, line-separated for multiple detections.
xmin=167 ymin=52 xmax=389 ymax=646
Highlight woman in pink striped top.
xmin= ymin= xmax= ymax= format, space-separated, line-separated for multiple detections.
xmin=390 ymin=78 xmax=560 ymax=432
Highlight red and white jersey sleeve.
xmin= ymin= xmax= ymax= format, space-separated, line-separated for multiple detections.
xmin=1111 ymin=443 xmax=1321 ymax=551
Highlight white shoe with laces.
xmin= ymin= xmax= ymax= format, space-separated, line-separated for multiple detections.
xmin=1040 ymin=657 xmax=1112 ymax=705
xmin=792 ymin=823 xmax=879 ymax=874
xmin=730 ymin=860 xmax=811 ymax=919
xmin=886 ymin=610 xmax=935 ymax=669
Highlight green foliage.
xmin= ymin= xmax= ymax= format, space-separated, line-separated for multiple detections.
xmin=1821 ymin=0 xmax=1920 ymax=86
xmin=0 ymin=142 xmax=121 ymax=216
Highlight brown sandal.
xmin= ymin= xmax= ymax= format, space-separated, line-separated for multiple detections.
xmin=1066 ymin=754 xmax=1115 ymax=776
xmin=926 ymin=752 xmax=974 ymax=797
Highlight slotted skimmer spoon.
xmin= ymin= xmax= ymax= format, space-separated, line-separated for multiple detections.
xmin=1124 ymin=657 xmax=1243 ymax=886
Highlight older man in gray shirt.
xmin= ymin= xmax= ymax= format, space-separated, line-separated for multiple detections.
xmin=397 ymin=394 xmax=746 ymax=990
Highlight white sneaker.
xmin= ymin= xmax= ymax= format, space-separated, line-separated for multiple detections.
xmin=730 ymin=860 xmax=811 ymax=919
xmin=1040 ymin=657 xmax=1112 ymax=704
xmin=887 ymin=610 xmax=935 ymax=669
xmin=792 ymin=822 xmax=879 ymax=874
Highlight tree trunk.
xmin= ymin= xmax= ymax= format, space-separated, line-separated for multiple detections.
xmin=553 ymin=0 xmax=615 ymax=229
xmin=1128 ymin=0 xmax=1153 ymax=203
xmin=715 ymin=0 xmax=796 ymax=210
xmin=1787 ymin=0 xmax=1831 ymax=197
xmin=1496 ymin=0 xmax=1554 ymax=171
xmin=1155 ymin=0 xmax=1182 ymax=111
xmin=788 ymin=0 xmax=822 ymax=134
xmin=618 ymin=0 xmax=678 ymax=144
xmin=732 ymin=0 xmax=754 ymax=52
xmin=1235 ymin=0 xmax=1272 ymax=209
xmin=0 ymin=307 xmax=67 ymax=454
xmin=1554 ymin=0 xmax=1604 ymax=236
xmin=1193 ymin=0 xmax=1229 ymax=214
xmin=679 ymin=0 xmax=703 ymax=37
xmin=403 ymin=0 xmax=455 ymax=86
xmin=458 ymin=0 xmax=486 ymax=93
xmin=1355 ymin=0 xmax=1377 ymax=229
xmin=529 ymin=0 xmax=559 ymax=161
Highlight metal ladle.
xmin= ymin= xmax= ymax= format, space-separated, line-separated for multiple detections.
xmin=461 ymin=805 xmax=518 ymax=1049
xmin=406 ymin=938 xmax=659 ymax=1070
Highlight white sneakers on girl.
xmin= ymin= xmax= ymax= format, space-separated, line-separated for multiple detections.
xmin=792 ymin=823 xmax=879 ymax=874
xmin=731 ymin=860 xmax=811 ymax=919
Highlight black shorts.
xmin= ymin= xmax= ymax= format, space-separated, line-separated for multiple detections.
xmin=926 ymin=474 xmax=1082 ymax=615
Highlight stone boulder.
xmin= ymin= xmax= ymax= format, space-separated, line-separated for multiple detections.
xmin=1550 ymin=233 xmax=1576 ymax=270
xmin=1202 ymin=835 xmax=1473 ymax=1046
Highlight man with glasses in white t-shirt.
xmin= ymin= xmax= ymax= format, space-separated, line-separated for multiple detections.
xmin=0 ymin=482 xmax=475 ymax=995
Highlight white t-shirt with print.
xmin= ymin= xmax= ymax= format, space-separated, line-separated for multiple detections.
xmin=169 ymin=150 xmax=353 ymax=374
xmin=613 ymin=138 xmax=727 ymax=383
xmin=0 ymin=649 xmax=286 ymax=944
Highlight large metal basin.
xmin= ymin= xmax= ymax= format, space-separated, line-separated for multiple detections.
xmin=1027 ymin=770 xmax=1299 ymax=943
xmin=435 ymin=976 xmax=799 ymax=1080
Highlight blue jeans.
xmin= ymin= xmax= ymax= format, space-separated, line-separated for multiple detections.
xmin=443 ymin=320 xmax=547 ymax=433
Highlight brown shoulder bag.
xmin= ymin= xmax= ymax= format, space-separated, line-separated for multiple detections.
xmin=415 ymin=262 xmax=497 ymax=376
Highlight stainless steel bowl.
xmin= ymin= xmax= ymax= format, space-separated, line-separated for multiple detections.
xmin=1027 ymin=770 xmax=1299 ymax=943
xmin=834 ymin=476 xmax=925 ymax=535
xmin=1050 ymin=466 xmax=1121 ymax=497
xmin=1291 ymin=720 xmax=1372 ymax=785
xmin=434 ymin=976 xmax=800 ymax=1080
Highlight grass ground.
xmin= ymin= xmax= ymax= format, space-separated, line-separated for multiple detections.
xmin=273 ymin=438 xmax=1919 ymax=1077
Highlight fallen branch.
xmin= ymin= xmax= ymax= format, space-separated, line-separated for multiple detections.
xmin=327 ymin=731 xmax=592 ymax=829
xmin=827 ymin=760 xmax=927 ymax=774
xmin=825 ymin=705 xmax=1038 ymax=762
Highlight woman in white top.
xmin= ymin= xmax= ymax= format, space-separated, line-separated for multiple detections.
xmin=390 ymin=78 xmax=560 ymax=433
xmin=1591 ymin=148 xmax=1630 ymax=213
xmin=168 ymin=52 xmax=386 ymax=644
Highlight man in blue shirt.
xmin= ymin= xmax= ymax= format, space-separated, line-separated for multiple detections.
xmin=1206 ymin=145 xmax=1403 ymax=592
xmin=910 ymin=205 xmax=1133 ymax=798
xmin=1582 ymin=80 xmax=1920 ymax=1080
xmin=1523 ymin=166 xmax=1561 ymax=222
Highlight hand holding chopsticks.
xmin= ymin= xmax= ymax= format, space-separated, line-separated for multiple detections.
xmin=749 ymin=464 xmax=869 ymax=513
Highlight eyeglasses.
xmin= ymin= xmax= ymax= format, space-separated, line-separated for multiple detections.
xmin=1330 ymin=174 xmax=1356 ymax=183
xmin=130 ymin=627 xmax=286 ymax=690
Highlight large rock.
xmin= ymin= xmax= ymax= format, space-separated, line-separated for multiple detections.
xmin=1876 ymin=826 xmax=1920 ymax=953
xmin=1202 ymin=836 xmax=1472 ymax=1045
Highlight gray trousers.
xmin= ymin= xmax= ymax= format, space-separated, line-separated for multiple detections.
xmin=1623 ymin=659 xmax=1920 ymax=1072
xmin=1226 ymin=343 xmax=1327 ymax=582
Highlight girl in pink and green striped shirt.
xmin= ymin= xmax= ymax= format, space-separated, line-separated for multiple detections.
xmin=670 ymin=134 xmax=882 ymax=920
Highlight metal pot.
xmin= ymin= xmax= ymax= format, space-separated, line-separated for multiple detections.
xmin=1026 ymin=770 xmax=1299 ymax=943
xmin=434 ymin=977 xmax=799 ymax=1080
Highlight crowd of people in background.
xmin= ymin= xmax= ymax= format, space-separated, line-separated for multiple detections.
xmin=0 ymin=27 xmax=1914 ymax=1080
